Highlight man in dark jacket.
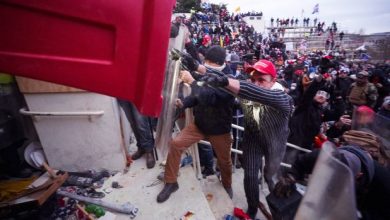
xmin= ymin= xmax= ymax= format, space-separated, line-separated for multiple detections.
xmin=157 ymin=46 xmax=235 ymax=203
xmin=275 ymin=145 xmax=390 ymax=220
xmin=334 ymin=67 xmax=353 ymax=101
xmin=118 ymin=100 xmax=156 ymax=168
xmin=284 ymin=74 xmax=345 ymax=168
xmin=287 ymin=75 xmax=345 ymax=148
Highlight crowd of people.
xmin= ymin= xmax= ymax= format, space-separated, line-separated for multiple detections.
xmin=270 ymin=17 xmax=326 ymax=28
xmin=156 ymin=4 xmax=390 ymax=220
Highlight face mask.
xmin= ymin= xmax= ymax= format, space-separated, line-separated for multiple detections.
xmin=236 ymin=70 xmax=241 ymax=75
xmin=290 ymin=83 xmax=297 ymax=90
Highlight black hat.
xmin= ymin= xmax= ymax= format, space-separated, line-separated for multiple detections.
xmin=205 ymin=46 xmax=226 ymax=66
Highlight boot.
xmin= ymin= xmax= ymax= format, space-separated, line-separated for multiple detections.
xmin=157 ymin=182 xmax=179 ymax=203
xmin=131 ymin=149 xmax=145 ymax=160
xmin=145 ymin=152 xmax=156 ymax=169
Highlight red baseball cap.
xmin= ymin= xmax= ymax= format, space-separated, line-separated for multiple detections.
xmin=246 ymin=59 xmax=276 ymax=78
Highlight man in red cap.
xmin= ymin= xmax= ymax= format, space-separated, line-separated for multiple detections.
xmin=199 ymin=59 xmax=293 ymax=219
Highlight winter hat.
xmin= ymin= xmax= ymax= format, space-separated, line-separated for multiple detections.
xmin=230 ymin=54 xmax=240 ymax=62
xmin=339 ymin=146 xmax=375 ymax=185
xmin=246 ymin=59 xmax=277 ymax=78
xmin=338 ymin=149 xmax=362 ymax=177
xmin=357 ymin=71 xmax=369 ymax=77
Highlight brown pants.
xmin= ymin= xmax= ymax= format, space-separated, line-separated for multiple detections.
xmin=164 ymin=122 xmax=233 ymax=188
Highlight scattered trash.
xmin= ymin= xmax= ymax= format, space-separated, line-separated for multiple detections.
xmin=180 ymin=211 xmax=195 ymax=220
xmin=51 ymin=198 xmax=78 ymax=219
xmin=65 ymin=175 xmax=94 ymax=187
xmin=98 ymin=210 xmax=117 ymax=220
xmin=233 ymin=207 xmax=251 ymax=220
xmin=111 ymin=181 xmax=123 ymax=189
xmin=85 ymin=204 xmax=106 ymax=218
xmin=205 ymin=193 xmax=213 ymax=201
xmin=76 ymin=204 xmax=95 ymax=220
xmin=57 ymin=190 xmax=139 ymax=217
xmin=146 ymin=179 xmax=162 ymax=187
xmin=224 ymin=214 xmax=239 ymax=220
xmin=103 ymin=188 xmax=113 ymax=194
xmin=61 ymin=186 xmax=105 ymax=198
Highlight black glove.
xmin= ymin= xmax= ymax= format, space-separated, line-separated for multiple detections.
xmin=274 ymin=176 xmax=296 ymax=198
xmin=181 ymin=53 xmax=199 ymax=72
xmin=200 ymin=73 xmax=229 ymax=87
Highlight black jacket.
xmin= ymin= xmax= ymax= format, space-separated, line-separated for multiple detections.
xmin=288 ymin=79 xmax=344 ymax=149
xmin=182 ymin=66 xmax=235 ymax=135
xmin=289 ymin=148 xmax=390 ymax=220
xmin=334 ymin=76 xmax=353 ymax=101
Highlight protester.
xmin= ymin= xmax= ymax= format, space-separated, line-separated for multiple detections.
xmin=275 ymin=145 xmax=390 ymax=220
xmin=347 ymin=71 xmax=378 ymax=109
xmin=378 ymin=96 xmax=390 ymax=118
xmin=199 ymin=60 xmax=293 ymax=219
xmin=157 ymin=46 xmax=235 ymax=203
xmin=287 ymin=75 xmax=345 ymax=149
xmin=117 ymin=100 xmax=156 ymax=168
xmin=173 ymin=4 xmax=390 ymax=219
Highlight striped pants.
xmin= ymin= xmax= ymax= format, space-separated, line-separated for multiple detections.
xmin=242 ymin=135 xmax=286 ymax=210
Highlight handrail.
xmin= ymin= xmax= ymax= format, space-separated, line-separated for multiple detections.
xmin=19 ymin=108 xmax=104 ymax=117
xmin=231 ymin=124 xmax=312 ymax=153
xmin=199 ymin=140 xmax=243 ymax=155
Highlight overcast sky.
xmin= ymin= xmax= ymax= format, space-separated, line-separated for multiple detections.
xmin=207 ymin=0 xmax=390 ymax=34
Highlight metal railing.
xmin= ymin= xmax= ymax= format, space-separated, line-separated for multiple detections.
xmin=189 ymin=114 xmax=312 ymax=176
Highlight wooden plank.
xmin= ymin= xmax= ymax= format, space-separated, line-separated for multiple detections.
xmin=36 ymin=172 xmax=68 ymax=205
xmin=0 ymin=172 xmax=68 ymax=213
xmin=15 ymin=76 xmax=83 ymax=93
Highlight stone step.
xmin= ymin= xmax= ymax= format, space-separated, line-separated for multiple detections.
xmin=200 ymin=175 xmax=234 ymax=219
xmin=99 ymin=159 xmax=216 ymax=220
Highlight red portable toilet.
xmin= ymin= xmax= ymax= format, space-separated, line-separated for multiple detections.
xmin=0 ymin=0 xmax=175 ymax=116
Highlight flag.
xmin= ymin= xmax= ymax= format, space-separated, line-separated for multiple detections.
xmin=235 ymin=6 xmax=241 ymax=13
xmin=201 ymin=2 xmax=211 ymax=9
xmin=312 ymin=4 xmax=319 ymax=14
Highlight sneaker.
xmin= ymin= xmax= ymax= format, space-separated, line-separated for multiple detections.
xmin=201 ymin=167 xmax=215 ymax=177
xmin=224 ymin=187 xmax=233 ymax=199
xmin=157 ymin=182 xmax=179 ymax=203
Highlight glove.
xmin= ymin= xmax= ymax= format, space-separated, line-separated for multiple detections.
xmin=200 ymin=73 xmax=229 ymax=87
xmin=274 ymin=176 xmax=296 ymax=198
xmin=181 ymin=53 xmax=199 ymax=72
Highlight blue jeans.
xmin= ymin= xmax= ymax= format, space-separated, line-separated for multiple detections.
xmin=198 ymin=143 xmax=214 ymax=170
xmin=117 ymin=99 xmax=154 ymax=152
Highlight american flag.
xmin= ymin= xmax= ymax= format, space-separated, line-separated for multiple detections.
xmin=312 ymin=4 xmax=319 ymax=14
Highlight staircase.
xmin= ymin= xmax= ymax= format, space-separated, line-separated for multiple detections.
xmin=283 ymin=33 xmax=364 ymax=51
